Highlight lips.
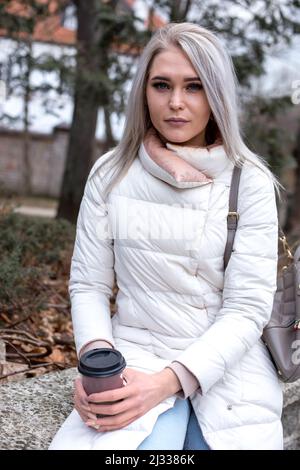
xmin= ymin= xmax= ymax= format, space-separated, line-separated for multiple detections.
xmin=166 ymin=118 xmax=189 ymax=122
xmin=165 ymin=119 xmax=189 ymax=127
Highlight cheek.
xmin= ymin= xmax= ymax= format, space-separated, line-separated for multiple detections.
xmin=146 ymin=91 xmax=164 ymax=120
xmin=146 ymin=86 xmax=166 ymax=106
xmin=146 ymin=86 xmax=157 ymax=102
xmin=190 ymin=95 xmax=211 ymax=119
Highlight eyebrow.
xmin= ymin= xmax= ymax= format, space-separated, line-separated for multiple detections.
xmin=150 ymin=76 xmax=201 ymax=82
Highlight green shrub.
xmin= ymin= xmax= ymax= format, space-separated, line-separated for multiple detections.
xmin=0 ymin=213 xmax=75 ymax=304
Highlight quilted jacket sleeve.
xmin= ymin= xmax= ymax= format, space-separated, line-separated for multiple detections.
xmin=69 ymin=155 xmax=116 ymax=356
xmin=167 ymin=362 xmax=200 ymax=398
xmin=172 ymin=164 xmax=279 ymax=395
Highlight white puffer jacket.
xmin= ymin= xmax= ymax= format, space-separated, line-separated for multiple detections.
xmin=69 ymin=142 xmax=283 ymax=450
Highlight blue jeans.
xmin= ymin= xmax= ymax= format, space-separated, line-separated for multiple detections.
xmin=183 ymin=407 xmax=210 ymax=450
xmin=137 ymin=399 xmax=210 ymax=450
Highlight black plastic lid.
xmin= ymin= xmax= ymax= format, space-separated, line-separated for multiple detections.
xmin=78 ymin=348 xmax=126 ymax=378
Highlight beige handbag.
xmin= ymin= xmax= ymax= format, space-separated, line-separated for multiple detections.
xmin=224 ymin=165 xmax=300 ymax=382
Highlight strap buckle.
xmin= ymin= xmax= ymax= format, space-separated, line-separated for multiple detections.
xmin=227 ymin=211 xmax=239 ymax=221
xmin=279 ymin=235 xmax=293 ymax=261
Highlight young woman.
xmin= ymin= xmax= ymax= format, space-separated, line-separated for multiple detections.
xmin=49 ymin=22 xmax=283 ymax=450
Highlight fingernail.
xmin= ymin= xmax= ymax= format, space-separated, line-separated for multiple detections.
xmin=82 ymin=408 xmax=91 ymax=415
xmin=86 ymin=420 xmax=96 ymax=427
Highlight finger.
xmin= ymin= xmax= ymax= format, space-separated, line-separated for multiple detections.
xmin=74 ymin=397 xmax=96 ymax=420
xmin=74 ymin=377 xmax=89 ymax=406
xmin=89 ymin=398 xmax=127 ymax=416
xmin=88 ymin=385 xmax=132 ymax=404
xmin=94 ymin=401 xmax=141 ymax=429
xmin=74 ymin=379 xmax=91 ymax=411
xmin=75 ymin=376 xmax=89 ymax=396
xmin=75 ymin=403 xmax=96 ymax=419
xmin=73 ymin=391 xmax=91 ymax=413
xmin=86 ymin=421 xmax=102 ymax=431
xmin=122 ymin=368 xmax=135 ymax=382
xmin=76 ymin=408 xmax=94 ymax=423
xmin=76 ymin=408 xmax=97 ymax=423
xmin=74 ymin=377 xmax=89 ymax=400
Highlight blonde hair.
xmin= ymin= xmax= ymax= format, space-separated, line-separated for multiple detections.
xmin=100 ymin=22 xmax=284 ymax=201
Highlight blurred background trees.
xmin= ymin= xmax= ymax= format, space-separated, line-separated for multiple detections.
xmin=0 ymin=0 xmax=299 ymax=229
xmin=56 ymin=0 xmax=149 ymax=220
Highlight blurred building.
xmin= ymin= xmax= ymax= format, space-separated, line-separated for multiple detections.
xmin=0 ymin=0 xmax=165 ymax=196
xmin=0 ymin=1 xmax=298 ymax=199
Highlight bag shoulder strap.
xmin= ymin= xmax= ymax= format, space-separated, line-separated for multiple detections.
xmin=224 ymin=165 xmax=242 ymax=270
xmin=224 ymin=163 xmax=287 ymax=271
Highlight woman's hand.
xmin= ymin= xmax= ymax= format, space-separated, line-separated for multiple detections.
xmin=74 ymin=339 xmax=113 ymax=426
xmin=73 ymin=376 xmax=97 ymax=424
xmin=85 ymin=367 xmax=181 ymax=432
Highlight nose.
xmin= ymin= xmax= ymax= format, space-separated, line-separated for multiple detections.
xmin=169 ymin=89 xmax=184 ymax=110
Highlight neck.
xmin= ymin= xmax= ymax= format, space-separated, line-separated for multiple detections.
xmin=157 ymin=131 xmax=207 ymax=149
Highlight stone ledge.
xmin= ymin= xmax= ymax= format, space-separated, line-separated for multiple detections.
xmin=282 ymin=381 xmax=300 ymax=450
xmin=0 ymin=368 xmax=299 ymax=450
xmin=0 ymin=368 xmax=76 ymax=450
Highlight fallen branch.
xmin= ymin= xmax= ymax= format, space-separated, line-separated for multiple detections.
xmin=0 ymin=361 xmax=67 ymax=381
xmin=0 ymin=330 xmax=52 ymax=359
xmin=2 ymin=312 xmax=36 ymax=329
xmin=45 ymin=303 xmax=69 ymax=310
xmin=1 ymin=328 xmax=43 ymax=341
xmin=3 ymin=340 xmax=31 ymax=366
xmin=1 ymin=291 xmax=49 ymax=329
xmin=0 ymin=313 xmax=12 ymax=325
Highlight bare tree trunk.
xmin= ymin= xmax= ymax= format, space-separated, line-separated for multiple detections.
xmin=170 ymin=0 xmax=192 ymax=22
xmin=22 ymin=40 xmax=32 ymax=195
xmin=57 ymin=0 xmax=117 ymax=223
xmin=103 ymin=104 xmax=117 ymax=152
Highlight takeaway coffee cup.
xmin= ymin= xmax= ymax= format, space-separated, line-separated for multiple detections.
xmin=78 ymin=348 xmax=127 ymax=396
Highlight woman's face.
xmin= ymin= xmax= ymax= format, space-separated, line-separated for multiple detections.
xmin=145 ymin=45 xmax=211 ymax=147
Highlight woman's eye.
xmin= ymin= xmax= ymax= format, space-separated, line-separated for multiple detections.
xmin=152 ymin=82 xmax=202 ymax=91
xmin=187 ymin=83 xmax=203 ymax=91
xmin=152 ymin=82 xmax=169 ymax=90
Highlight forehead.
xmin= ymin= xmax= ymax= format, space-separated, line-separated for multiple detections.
xmin=148 ymin=46 xmax=197 ymax=77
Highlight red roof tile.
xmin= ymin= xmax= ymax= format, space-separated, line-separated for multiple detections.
xmin=0 ymin=0 xmax=166 ymax=47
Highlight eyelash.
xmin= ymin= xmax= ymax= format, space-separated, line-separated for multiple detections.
xmin=152 ymin=82 xmax=203 ymax=91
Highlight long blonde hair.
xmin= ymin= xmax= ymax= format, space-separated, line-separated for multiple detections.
xmin=100 ymin=22 xmax=284 ymax=201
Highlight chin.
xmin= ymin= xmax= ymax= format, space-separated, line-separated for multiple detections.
xmin=166 ymin=136 xmax=192 ymax=145
xmin=167 ymin=139 xmax=187 ymax=145
xmin=160 ymin=132 xmax=191 ymax=144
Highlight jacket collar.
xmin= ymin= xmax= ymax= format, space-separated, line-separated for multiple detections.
xmin=138 ymin=139 xmax=231 ymax=189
